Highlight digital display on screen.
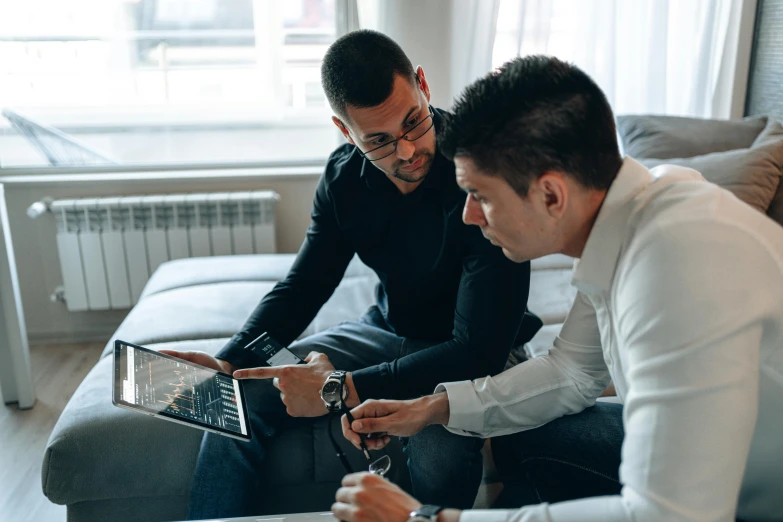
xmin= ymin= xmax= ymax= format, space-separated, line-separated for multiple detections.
xmin=116 ymin=343 xmax=248 ymax=437
xmin=246 ymin=333 xmax=303 ymax=367
xmin=260 ymin=345 xmax=302 ymax=366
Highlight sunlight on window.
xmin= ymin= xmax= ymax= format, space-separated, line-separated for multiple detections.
xmin=0 ymin=0 xmax=340 ymax=167
xmin=0 ymin=0 xmax=335 ymax=109
xmin=0 ymin=0 xmax=336 ymax=110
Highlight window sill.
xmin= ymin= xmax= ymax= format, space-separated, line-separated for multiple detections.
xmin=0 ymin=161 xmax=326 ymax=187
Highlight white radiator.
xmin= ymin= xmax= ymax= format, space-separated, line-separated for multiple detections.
xmin=47 ymin=191 xmax=279 ymax=311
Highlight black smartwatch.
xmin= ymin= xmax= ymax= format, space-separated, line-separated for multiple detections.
xmin=320 ymin=370 xmax=348 ymax=412
xmin=408 ymin=505 xmax=444 ymax=522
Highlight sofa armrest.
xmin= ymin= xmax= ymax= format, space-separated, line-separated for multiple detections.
xmin=42 ymin=356 xmax=203 ymax=505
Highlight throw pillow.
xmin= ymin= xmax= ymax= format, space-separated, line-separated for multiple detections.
xmin=755 ymin=121 xmax=783 ymax=225
xmin=617 ymin=114 xmax=768 ymax=159
xmin=767 ymin=181 xmax=783 ymax=225
xmin=638 ymin=118 xmax=783 ymax=213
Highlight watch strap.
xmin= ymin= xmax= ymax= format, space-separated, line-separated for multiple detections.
xmin=411 ymin=505 xmax=443 ymax=520
xmin=324 ymin=371 xmax=347 ymax=412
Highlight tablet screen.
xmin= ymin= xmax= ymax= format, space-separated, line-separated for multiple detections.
xmin=113 ymin=340 xmax=250 ymax=440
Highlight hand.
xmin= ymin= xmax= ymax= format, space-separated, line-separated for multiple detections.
xmin=158 ymin=350 xmax=237 ymax=375
xmin=233 ymin=351 xmax=343 ymax=417
xmin=341 ymin=394 xmax=450 ymax=451
xmin=332 ymin=472 xmax=421 ymax=522
xmin=600 ymin=381 xmax=617 ymax=397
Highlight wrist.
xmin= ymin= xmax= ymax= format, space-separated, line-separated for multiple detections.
xmin=438 ymin=509 xmax=462 ymax=522
xmin=422 ymin=392 xmax=450 ymax=427
xmin=409 ymin=505 xmax=458 ymax=522
xmin=344 ymin=372 xmax=361 ymax=408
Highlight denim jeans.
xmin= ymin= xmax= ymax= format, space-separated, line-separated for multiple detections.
xmin=491 ymin=401 xmax=625 ymax=508
xmin=187 ymin=306 xmax=485 ymax=519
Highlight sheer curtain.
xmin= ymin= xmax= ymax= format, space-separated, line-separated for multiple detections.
xmin=492 ymin=0 xmax=743 ymax=118
xmin=449 ymin=0 xmax=501 ymax=108
xmin=357 ymin=0 xmax=501 ymax=109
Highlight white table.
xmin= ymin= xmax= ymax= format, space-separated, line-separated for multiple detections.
xmin=0 ymin=183 xmax=35 ymax=409
xmin=181 ymin=512 xmax=337 ymax=522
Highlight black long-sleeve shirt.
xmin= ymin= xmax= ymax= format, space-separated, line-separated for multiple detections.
xmin=216 ymin=109 xmax=542 ymax=400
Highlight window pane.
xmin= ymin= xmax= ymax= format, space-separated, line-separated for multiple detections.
xmin=0 ymin=0 xmax=339 ymax=168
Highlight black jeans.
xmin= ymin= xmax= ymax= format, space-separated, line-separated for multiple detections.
xmin=492 ymin=402 xmax=625 ymax=508
xmin=187 ymin=306 xmax=485 ymax=519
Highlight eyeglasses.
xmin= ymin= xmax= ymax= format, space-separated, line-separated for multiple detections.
xmin=328 ymin=409 xmax=392 ymax=477
xmin=355 ymin=105 xmax=435 ymax=162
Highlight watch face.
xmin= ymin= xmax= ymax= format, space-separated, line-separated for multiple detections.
xmin=322 ymin=380 xmax=341 ymax=397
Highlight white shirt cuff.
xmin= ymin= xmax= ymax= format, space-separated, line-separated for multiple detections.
xmin=459 ymin=509 xmax=516 ymax=522
xmin=435 ymin=380 xmax=486 ymax=435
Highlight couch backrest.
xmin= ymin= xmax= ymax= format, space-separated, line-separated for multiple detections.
xmin=617 ymin=114 xmax=783 ymax=228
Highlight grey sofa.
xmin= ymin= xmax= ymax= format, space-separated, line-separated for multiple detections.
xmin=44 ymin=114 xmax=783 ymax=522
xmin=41 ymin=251 xmax=576 ymax=522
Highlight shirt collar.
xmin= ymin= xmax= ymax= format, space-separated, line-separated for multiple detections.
xmin=572 ymin=157 xmax=654 ymax=296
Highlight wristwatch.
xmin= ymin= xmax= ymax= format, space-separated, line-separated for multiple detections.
xmin=320 ymin=370 xmax=348 ymax=412
xmin=408 ymin=505 xmax=444 ymax=522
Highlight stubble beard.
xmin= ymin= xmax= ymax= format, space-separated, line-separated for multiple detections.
xmin=391 ymin=152 xmax=434 ymax=183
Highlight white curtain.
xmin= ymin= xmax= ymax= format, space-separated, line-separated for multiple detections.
xmin=357 ymin=0 xmax=501 ymax=109
xmin=492 ymin=0 xmax=742 ymax=118
xmin=449 ymin=0 xmax=501 ymax=108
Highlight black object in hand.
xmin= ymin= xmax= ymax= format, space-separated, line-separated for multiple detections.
xmin=344 ymin=409 xmax=372 ymax=461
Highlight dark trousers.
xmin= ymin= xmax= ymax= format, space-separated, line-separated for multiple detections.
xmin=492 ymin=401 xmax=625 ymax=508
xmin=187 ymin=306 xmax=485 ymax=519
xmin=491 ymin=401 xmax=752 ymax=521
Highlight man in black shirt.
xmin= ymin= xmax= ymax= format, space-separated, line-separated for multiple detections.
xmin=162 ymin=30 xmax=541 ymax=519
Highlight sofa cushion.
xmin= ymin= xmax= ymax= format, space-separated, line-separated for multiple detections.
xmin=43 ymin=354 xmax=203 ymax=505
xmin=140 ymin=254 xmax=298 ymax=299
xmin=525 ymin=323 xmax=562 ymax=358
xmin=639 ymin=119 xmax=783 ymax=213
xmin=102 ymin=281 xmax=278 ymax=358
xmin=768 ymin=181 xmax=783 ymax=226
xmin=756 ymin=123 xmax=783 ymax=226
xmin=528 ymin=265 xmax=577 ymax=326
xmin=617 ymin=114 xmax=767 ymax=159
xmin=141 ymin=254 xmax=376 ymax=299
xmin=104 ymin=255 xmax=379 ymax=358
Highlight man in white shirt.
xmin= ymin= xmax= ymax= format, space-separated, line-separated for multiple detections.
xmin=331 ymin=55 xmax=783 ymax=522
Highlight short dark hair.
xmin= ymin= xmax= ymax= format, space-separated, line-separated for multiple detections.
xmin=321 ymin=30 xmax=416 ymax=120
xmin=439 ymin=55 xmax=622 ymax=196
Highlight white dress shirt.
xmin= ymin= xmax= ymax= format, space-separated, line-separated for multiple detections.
xmin=439 ymin=158 xmax=783 ymax=522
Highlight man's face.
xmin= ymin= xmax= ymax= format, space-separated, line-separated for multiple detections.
xmin=456 ymin=156 xmax=562 ymax=263
xmin=335 ymin=69 xmax=436 ymax=184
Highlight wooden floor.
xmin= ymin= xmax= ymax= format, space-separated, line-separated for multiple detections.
xmin=0 ymin=342 xmax=104 ymax=522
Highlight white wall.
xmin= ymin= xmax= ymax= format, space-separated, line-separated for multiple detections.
xmin=364 ymin=0 xmax=498 ymax=111
xmin=1 ymin=168 xmax=320 ymax=343
xmin=372 ymin=0 xmax=456 ymax=109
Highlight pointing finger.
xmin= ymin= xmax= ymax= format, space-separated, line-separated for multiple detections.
xmin=233 ymin=366 xmax=286 ymax=380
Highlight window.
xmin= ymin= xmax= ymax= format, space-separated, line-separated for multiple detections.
xmin=0 ymin=0 xmax=342 ymax=168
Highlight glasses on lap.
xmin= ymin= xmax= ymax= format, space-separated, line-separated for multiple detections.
xmin=328 ymin=410 xmax=391 ymax=477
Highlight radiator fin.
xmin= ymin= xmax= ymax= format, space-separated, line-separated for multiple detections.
xmin=51 ymin=191 xmax=279 ymax=311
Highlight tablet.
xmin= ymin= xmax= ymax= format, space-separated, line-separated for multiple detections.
xmin=112 ymin=340 xmax=251 ymax=441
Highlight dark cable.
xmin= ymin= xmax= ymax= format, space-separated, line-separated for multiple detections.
xmin=328 ymin=406 xmax=354 ymax=474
